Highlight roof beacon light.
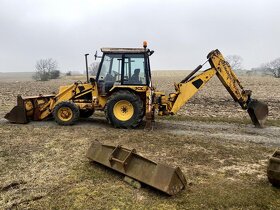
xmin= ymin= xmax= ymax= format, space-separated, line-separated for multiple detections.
xmin=143 ymin=41 xmax=148 ymax=48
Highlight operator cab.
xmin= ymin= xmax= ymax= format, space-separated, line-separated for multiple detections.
xmin=96 ymin=47 xmax=152 ymax=95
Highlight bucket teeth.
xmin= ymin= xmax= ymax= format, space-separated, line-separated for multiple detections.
xmin=247 ymin=99 xmax=268 ymax=127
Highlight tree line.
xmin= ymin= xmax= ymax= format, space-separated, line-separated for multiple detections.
xmin=226 ymin=55 xmax=280 ymax=78
xmin=33 ymin=55 xmax=280 ymax=81
xmin=33 ymin=58 xmax=100 ymax=81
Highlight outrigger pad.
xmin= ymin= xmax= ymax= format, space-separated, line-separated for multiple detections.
xmin=267 ymin=149 xmax=280 ymax=187
xmin=86 ymin=141 xmax=187 ymax=195
xmin=247 ymin=99 xmax=268 ymax=127
xmin=4 ymin=95 xmax=28 ymax=124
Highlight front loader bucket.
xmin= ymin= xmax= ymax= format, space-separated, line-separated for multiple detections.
xmin=86 ymin=141 xmax=187 ymax=195
xmin=247 ymin=99 xmax=268 ymax=127
xmin=4 ymin=95 xmax=28 ymax=124
xmin=267 ymin=149 xmax=280 ymax=187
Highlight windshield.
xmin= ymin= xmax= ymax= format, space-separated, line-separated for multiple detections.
xmin=97 ymin=54 xmax=122 ymax=83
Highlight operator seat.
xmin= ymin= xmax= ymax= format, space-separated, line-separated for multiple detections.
xmin=128 ymin=68 xmax=141 ymax=84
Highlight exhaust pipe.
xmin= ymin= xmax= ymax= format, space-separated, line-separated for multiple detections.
xmin=85 ymin=53 xmax=89 ymax=83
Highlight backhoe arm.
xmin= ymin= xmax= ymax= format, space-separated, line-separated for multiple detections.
xmin=169 ymin=68 xmax=216 ymax=114
xmin=165 ymin=49 xmax=268 ymax=127
xmin=207 ymin=50 xmax=250 ymax=109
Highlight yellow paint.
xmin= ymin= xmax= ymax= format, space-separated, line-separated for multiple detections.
xmin=110 ymin=85 xmax=148 ymax=93
xmin=54 ymin=83 xmax=76 ymax=106
xmin=39 ymin=109 xmax=51 ymax=120
xmin=25 ymin=99 xmax=34 ymax=117
xmin=113 ymin=100 xmax=134 ymax=121
xmin=209 ymin=50 xmax=249 ymax=108
xmin=170 ymin=69 xmax=216 ymax=114
xmin=96 ymin=96 xmax=107 ymax=109
xmin=57 ymin=107 xmax=73 ymax=121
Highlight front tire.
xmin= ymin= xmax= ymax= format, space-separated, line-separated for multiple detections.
xmin=105 ymin=90 xmax=144 ymax=128
xmin=53 ymin=101 xmax=80 ymax=125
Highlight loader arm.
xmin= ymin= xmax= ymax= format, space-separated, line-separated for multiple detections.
xmin=5 ymin=82 xmax=87 ymax=123
xmin=39 ymin=83 xmax=80 ymax=119
xmin=166 ymin=49 xmax=268 ymax=127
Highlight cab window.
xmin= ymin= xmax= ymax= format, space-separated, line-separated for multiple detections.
xmin=123 ymin=54 xmax=146 ymax=85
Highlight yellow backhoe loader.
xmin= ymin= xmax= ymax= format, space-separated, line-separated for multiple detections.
xmin=5 ymin=42 xmax=268 ymax=128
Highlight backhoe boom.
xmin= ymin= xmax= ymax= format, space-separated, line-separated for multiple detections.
xmin=158 ymin=49 xmax=268 ymax=127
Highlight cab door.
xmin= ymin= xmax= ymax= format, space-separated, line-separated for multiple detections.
xmin=96 ymin=53 xmax=122 ymax=95
xmin=122 ymin=53 xmax=149 ymax=86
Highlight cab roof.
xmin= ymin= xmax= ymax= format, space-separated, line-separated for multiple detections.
xmin=101 ymin=48 xmax=146 ymax=53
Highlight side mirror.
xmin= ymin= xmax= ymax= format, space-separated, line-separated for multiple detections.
xmin=94 ymin=51 xmax=98 ymax=60
xmin=147 ymin=50 xmax=154 ymax=56
xmin=94 ymin=51 xmax=102 ymax=60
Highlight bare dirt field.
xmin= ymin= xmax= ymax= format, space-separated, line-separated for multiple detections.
xmin=0 ymin=71 xmax=280 ymax=209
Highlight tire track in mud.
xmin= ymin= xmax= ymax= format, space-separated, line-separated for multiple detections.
xmin=1 ymin=117 xmax=280 ymax=146
xmin=156 ymin=120 xmax=280 ymax=146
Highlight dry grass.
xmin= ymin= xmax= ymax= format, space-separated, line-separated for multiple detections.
xmin=0 ymin=118 xmax=279 ymax=209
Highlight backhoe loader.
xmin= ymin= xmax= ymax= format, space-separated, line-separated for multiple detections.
xmin=5 ymin=42 xmax=268 ymax=128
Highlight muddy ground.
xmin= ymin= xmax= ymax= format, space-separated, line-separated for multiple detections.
xmin=0 ymin=72 xmax=280 ymax=209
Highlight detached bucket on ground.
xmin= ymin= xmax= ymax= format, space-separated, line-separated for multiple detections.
xmin=247 ymin=99 xmax=268 ymax=127
xmin=267 ymin=149 xmax=280 ymax=187
xmin=86 ymin=141 xmax=187 ymax=195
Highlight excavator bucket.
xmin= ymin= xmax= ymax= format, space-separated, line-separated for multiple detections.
xmin=247 ymin=99 xmax=268 ymax=127
xmin=4 ymin=95 xmax=28 ymax=124
xmin=86 ymin=141 xmax=187 ymax=195
xmin=267 ymin=149 xmax=280 ymax=187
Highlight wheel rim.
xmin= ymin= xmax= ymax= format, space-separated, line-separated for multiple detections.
xmin=57 ymin=107 xmax=73 ymax=121
xmin=113 ymin=100 xmax=134 ymax=121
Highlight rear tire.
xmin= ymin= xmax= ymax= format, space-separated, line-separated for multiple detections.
xmin=105 ymin=90 xmax=144 ymax=128
xmin=53 ymin=101 xmax=80 ymax=125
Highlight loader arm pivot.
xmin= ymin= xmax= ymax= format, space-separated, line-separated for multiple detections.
xmin=165 ymin=49 xmax=268 ymax=127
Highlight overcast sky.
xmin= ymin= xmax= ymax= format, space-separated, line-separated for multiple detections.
xmin=0 ymin=0 xmax=279 ymax=72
